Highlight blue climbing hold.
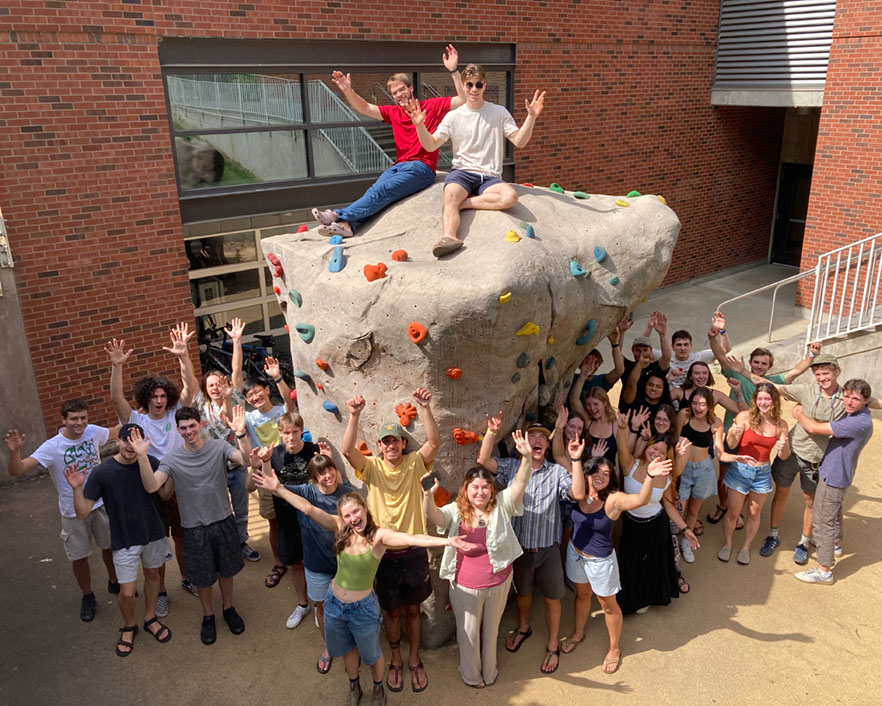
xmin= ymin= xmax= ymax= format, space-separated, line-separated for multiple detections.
xmin=525 ymin=412 xmax=538 ymax=422
xmin=329 ymin=235 xmax=343 ymax=245
xmin=322 ymin=400 xmax=339 ymax=414
xmin=295 ymin=323 xmax=315 ymax=343
xmin=609 ymin=275 xmax=620 ymax=285
xmin=593 ymin=246 xmax=607 ymax=263
xmin=293 ymin=370 xmax=312 ymax=381
xmin=289 ymin=289 xmax=302 ymax=307
xmin=511 ymin=373 xmax=521 ymax=383
xmin=545 ymin=357 xmax=556 ymax=370
xmin=516 ymin=352 xmax=531 ymax=368
xmin=576 ymin=319 xmax=597 ymax=346
xmin=329 ymin=246 xmax=345 ymax=272
xmin=525 ymin=224 xmax=535 ymax=239
xmin=302 ymin=430 xmax=313 ymax=442
xmin=570 ymin=260 xmax=586 ymax=277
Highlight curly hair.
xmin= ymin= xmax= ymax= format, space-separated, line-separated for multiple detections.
xmin=749 ymin=382 xmax=782 ymax=430
xmin=455 ymin=467 xmax=498 ymax=528
xmin=334 ymin=493 xmax=378 ymax=555
xmin=132 ymin=376 xmax=180 ymax=412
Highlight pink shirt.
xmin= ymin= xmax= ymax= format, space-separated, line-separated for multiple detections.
xmin=378 ymin=96 xmax=451 ymax=170
xmin=455 ymin=524 xmax=512 ymax=589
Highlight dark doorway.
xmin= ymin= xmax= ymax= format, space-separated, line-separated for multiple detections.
xmin=771 ymin=162 xmax=812 ymax=267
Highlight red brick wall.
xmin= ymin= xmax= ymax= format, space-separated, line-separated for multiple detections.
xmin=798 ymin=0 xmax=882 ymax=307
xmin=1 ymin=1 xmax=784 ymax=430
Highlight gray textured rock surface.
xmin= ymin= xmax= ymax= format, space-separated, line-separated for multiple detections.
xmin=262 ymin=179 xmax=680 ymax=646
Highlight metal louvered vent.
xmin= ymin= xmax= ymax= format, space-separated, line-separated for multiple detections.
xmin=712 ymin=0 xmax=835 ymax=103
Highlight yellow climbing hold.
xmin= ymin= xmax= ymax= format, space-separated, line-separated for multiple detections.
xmin=615 ymin=199 xmax=630 ymax=208
xmin=506 ymin=230 xmax=522 ymax=243
xmin=515 ymin=322 xmax=540 ymax=337
xmin=657 ymin=195 xmax=667 ymax=205
xmin=547 ymin=336 xmax=555 ymax=344
xmin=499 ymin=292 xmax=512 ymax=303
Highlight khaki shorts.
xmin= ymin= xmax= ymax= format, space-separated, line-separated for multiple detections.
xmin=60 ymin=506 xmax=111 ymax=561
xmin=112 ymin=537 xmax=172 ymax=584
xmin=257 ymin=488 xmax=276 ymax=520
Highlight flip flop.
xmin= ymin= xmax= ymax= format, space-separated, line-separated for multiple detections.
xmin=706 ymin=505 xmax=726 ymax=524
xmin=540 ymin=648 xmax=560 ymax=674
xmin=318 ymin=222 xmax=353 ymax=238
xmin=432 ymin=236 xmax=464 ymax=258
xmin=409 ymin=662 xmax=428 ymax=693
xmin=602 ymin=654 xmax=621 ymax=674
xmin=316 ymin=653 xmax=333 ymax=674
xmin=560 ymin=636 xmax=584 ymax=654
xmin=505 ymin=626 xmax=532 ymax=652
xmin=386 ymin=662 xmax=404 ymax=692
xmin=678 ymin=575 xmax=690 ymax=594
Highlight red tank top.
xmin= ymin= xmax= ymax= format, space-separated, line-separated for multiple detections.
xmin=738 ymin=426 xmax=777 ymax=463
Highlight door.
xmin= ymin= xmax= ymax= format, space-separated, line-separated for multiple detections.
xmin=771 ymin=162 xmax=813 ymax=266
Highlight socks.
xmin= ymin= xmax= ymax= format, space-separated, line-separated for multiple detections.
xmin=769 ymin=527 xmax=779 ymax=538
xmin=799 ymin=534 xmax=811 ymax=545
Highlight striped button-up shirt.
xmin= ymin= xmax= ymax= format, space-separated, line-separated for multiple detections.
xmin=496 ymin=456 xmax=572 ymax=550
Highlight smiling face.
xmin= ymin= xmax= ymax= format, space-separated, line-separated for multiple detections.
xmin=690 ymin=393 xmax=708 ymax=418
xmin=584 ymin=397 xmax=604 ymax=422
xmin=387 ymin=80 xmax=414 ymax=107
xmin=580 ymin=353 xmax=601 ymax=378
xmin=812 ymin=364 xmax=840 ymax=393
xmin=340 ymin=500 xmax=367 ymax=533
xmin=467 ymin=477 xmax=493 ymax=510
xmin=244 ymin=383 xmax=270 ymax=410
xmin=672 ymin=337 xmax=693 ymax=361
xmin=589 ymin=463 xmax=611 ymax=492
xmin=645 ymin=375 xmax=664 ymax=402
xmin=149 ymin=388 xmax=169 ymax=417
xmin=116 ymin=435 xmax=139 ymax=462
xmin=565 ymin=415 xmax=585 ymax=439
xmin=205 ymin=372 xmax=225 ymax=402
xmin=527 ymin=431 xmax=549 ymax=463
xmin=463 ymin=77 xmax=486 ymax=108
xmin=749 ymin=353 xmax=773 ymax=377
xmin=62 ymin=410 xmax=89 ymax=438
xmin=314 ymin=465 xmax=338 ymax=493
xmin=755 ymin=390 xmax=774 ymax=415
xmin=377 ymin=435 xmax=406 ymax=465
xmin=176 ymin=418 xmax=202 ymax=446
xmin=690 ymin=363 xmax=710 ymax=388
xmin=654 ymin=412 xmax=672 ymax=434
xmin=645 ymin=440 xmax=669 ymax=462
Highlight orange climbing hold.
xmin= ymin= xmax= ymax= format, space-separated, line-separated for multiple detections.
xmin=273 ymin=286 xmax=281 ymax=295
xmin=391 ymin=249 xmax=408 ymax=262
xmin=408 ymin=322 xmax=427 ymax=344
xmin=363 ymin=263 xmax=388 ymax=282
xmin=284 ymin=324 xmax=290 ymax=332
xmin=395 ymin=402 xmax=418 ymax=427
xmin=522 ymin=183 xmax=534 ymax=187
xmin=357 ymin=440 xmax=372 ymax=456
xmin=289 ymin=389 xmax=297 ymax=402
xmin=315 ymin=357 xmax=329 ymax=371
xmin=445 ymin=367 xmax=462 ymax=379
xmin=453 ymin=428 xmax=482 ymax=445
xmin=317 ymin=383 xmax=324 ymax=391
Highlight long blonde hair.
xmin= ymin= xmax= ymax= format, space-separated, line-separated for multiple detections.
xmin=750 ymin=383 xmax=782 ymax=430
xmin=585 ymin=387 xmax=617 ymax=424
xmin=333 ymin=493 xmax=378 ymax=554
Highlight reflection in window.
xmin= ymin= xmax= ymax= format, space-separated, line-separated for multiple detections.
xmin=312 ymin=127 xmax=393 ymax=177
xmin=197 ymin=305 xmax=265 ymax=341
xmin=186 ymin=232 xmax=257 ymax=270
xmin=190 ymin=269 xmax=261 ymax=308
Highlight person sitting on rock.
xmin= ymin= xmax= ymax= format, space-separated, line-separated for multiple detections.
xmin=311 ymin=45 xmax=466 ymax=239
xmin=406 ymin=63 xmax=546 ymax=258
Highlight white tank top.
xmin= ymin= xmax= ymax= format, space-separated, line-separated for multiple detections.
xmin=623 ymin=461 xmax=670 ymax=519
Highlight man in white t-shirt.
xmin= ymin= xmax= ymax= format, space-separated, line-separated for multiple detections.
xmin=408 ymin=62 xmax=546 ymax=258
xmin=4 ymin=398 xmax=118 ymax=622
xmin=650 ymin=312 xmax=732 ymax=389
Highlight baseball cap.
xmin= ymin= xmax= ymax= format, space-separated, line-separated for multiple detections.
xmin=377 ymin=422 xmax=405 ymax=440
xmin=523 ymin=424 xmax=551 ymax=438
xmin=632 ymin=336 xmax=653 ymax=348
xmin=119 ymin=423 xmax=144 ymax=440
xmin=810 ymin=353 xmax=839 ymax=368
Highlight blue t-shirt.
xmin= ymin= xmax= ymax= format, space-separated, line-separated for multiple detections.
xmin=820 ymin=408 xmax=874 ymax=488
xmin=285 ymin=483 xmax=350 ymax=574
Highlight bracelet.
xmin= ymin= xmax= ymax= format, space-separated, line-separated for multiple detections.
xmin=272 ymin=376 xmax=283 ymax=383
xmin=569 ymin=458 xmax=582 ymax=463
xmin=486 ymin=430 xmax=496 ymax=436
xmin=236 ymin=432 xmax=247 ymax=439
xmin=611 ymin=343 xmax=619 ymax=348
xmin=809 ymin=351 xmax=817 ymax=359
xmin=719 ymin=328 xmax=727 ymax=334
xmin=449 ymin=68 xmax=459 ymax=73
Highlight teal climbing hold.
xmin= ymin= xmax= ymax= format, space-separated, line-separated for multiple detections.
xmin=322 ymin=400 xmax=339 ymax=414
xmin=329 ymin=235 xmax=343 ymax=245
xmin=293 ymin=370 xmax=311 ymax=381
xmin=609 ymin=275 xmax=620 ymax=285
xmin=329 ymin=246 xmax=345 ymax=273
xmin=525 ymin=412 xmax=538 ymax=422
xmin=516 ymin=352 xmax=531 ymax=368
xmin=511 ymin=373 xmax=521 ymax=383
xmin=525 ymin=224 xmax=535 ymax=239
xmin=626 ymin=190 xmax=641 ymax=198
xmin=549 ymin=183 xmax=565 ymax=193
xmin=288 ymin=289 xmax=302 ymax=308
xmin=576 ymin=319 xmax=597 ymax=346
xmin=573 ymin=191 xmax=590 ymax=199
xmin=570 ymin=260 xmax=586 ymax=277
xmin=519 ymin=221 xmax=528 ymax=229
xmin=295 ymin=323 xmax=315 ymax=343
xmin=545 ymin=357 xmax=556 ymax=370
xmin=594 ymin=246 xmax=607 ymax=263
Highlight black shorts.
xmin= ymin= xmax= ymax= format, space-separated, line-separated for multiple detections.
xmin=512 ymin=545 xmax=565 ymax=600
xmin=276 ymin=522 xmax=304 ymax=566
xmin=374 ymin=547 xmax=432 ymax=612
xmin=182 ymin=516 xmax=244 ymax=588
xmin=159 ymin=495 xmax=183 ymax=539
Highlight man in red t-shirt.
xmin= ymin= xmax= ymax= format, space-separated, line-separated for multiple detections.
xmin=312 ymin=44 xmax=466 ymax=238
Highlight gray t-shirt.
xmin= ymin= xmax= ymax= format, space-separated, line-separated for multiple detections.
xmin=158 ymin=439 xmax=236 ymax=528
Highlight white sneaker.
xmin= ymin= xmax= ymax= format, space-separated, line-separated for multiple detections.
xmin=681 ymin=537 xmax=695 ymax=564
xmin=795 ymin=567 xmax=834 ymax=585
xmin=834 ymin=544 xmax=843 ymax=557
xmin=286 ymin=603 xmax=311 ymax=629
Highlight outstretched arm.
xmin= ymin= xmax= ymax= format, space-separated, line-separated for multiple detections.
xmin=330 ymin=71 xmax=382 ymax=121
xmin=609 ymin=457 xmax=673 ymax=518
xmin=421 ymin=474 xmax=447 ymax=530
xmin=376 ymin=527 xmax=475 ymax=553
xmin=341 ymin=396 xmax=367 ymax=473
xmin=654 ymin=311 xmax=672 ymax=371
xmin=264 ymin=357 xmax=295 ymax=413
xmin=792 ymin=404 xmax=833 ymax=437
xmin=784 ymin=342 xmax=821 ymax=384
xmin=508 ymin=90 xmax=546 ymax=149
xmin=105 ymin=338 xmax=134 ymax=424
xmin=605 ymin=326 xmax=626 ymax=386
xmin=476 ymin=411 xmax=502 ymax=473
xmin=413 ymin=388 xmax=440 ymax=465
xmin=226 ymin=317 xmax=246 ymax=392
xmin=132 ymin=430 xmax=169 ymax=493
xmin=443 ymin=44 xmax=467 ymax=108
xmin=4 ymin=431 xmax=40 ymax=476
xmin=616 ymin=412 xmax=636 ymax=470
xmin=163 ymin=322 xmax=198 ymax=407
xmin=551 ymin=405 xmax=572 ymax=470
xmin=508 ymin=430 xmax=537 ymax=507
xmin=253 ymin=465 xmax=340 ymax=531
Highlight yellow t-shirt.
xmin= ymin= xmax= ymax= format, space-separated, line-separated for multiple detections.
xmin=356 ymin=451 xmax=430 ymax=544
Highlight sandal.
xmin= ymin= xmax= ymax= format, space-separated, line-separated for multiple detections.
xmin=706 ymin=505 xmax=726 ymax=524
xmin=505 ymin=626 xmax=532 ymax=652
xmin=540 ymin=648 xmax=560 ymax=674
xmin=265 ymin=564 xmax=288 ymax=588
xmin=143 ymin=617 xmax=172 ymax=643
xmin=602 ymin=653 xmax=621 ymax=674
xmin=678 ymin=575 xmax=690 ymax=594
xmin=116 ymin=624 xmax=138 ymax=657
xmin=432 ymin=236 xmax=464 ymax=258
xmin=735 ymin=514 xmax=745 ymax=531
xmin=410 ymin=662 xmax=428 ymax=693
xmin=386 ymin=662 xmax=404 ymax=693
xmin=316 ymin=653 xmax=333 ymax=674
xmin=560 ymin=635 xmax=584 ymax=654
xmin=693 ymin=519 xmax=704 ymax=537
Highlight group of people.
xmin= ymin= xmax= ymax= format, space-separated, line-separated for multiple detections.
xmin=309 ymin=44 xmax=545 ymax=258
xmin=5 ymin=304 xmax=877 ymax=706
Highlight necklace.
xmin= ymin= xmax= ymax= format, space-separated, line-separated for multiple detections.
xmin=473 ymin=510 xmax=488 ymax=527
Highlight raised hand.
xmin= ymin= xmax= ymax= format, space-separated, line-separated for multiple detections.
xmin=330 ymin=71 xmax=352 ymax=93
xmin=646 ymin=311 xmax=658 ymax=331
xmin=217 ymin=376 xmax=234 ymax=401
xmin=225 ymin=317 xmax=245 ymax=342
xmin=712 ymin=311 xmax=726 ymax=331
xmin=616 ymin=411 xmax=629 ymax=430
xmin=617 ymin=316 xmax=634 ymax=334
xmin=631 ymin=405 xmax=651 ymax=430
xmin=555 ymin=404 xmax=568 ymax=433
xmin=128 ymin=428 xmax=151 ymax=457
xmin=587 ymin=437 xmax=604 ymax=459
xmin=420 ymin=471 xmax=439 ymax=497
xmin=725 ymin=354 xmax=747 ymax=375
xmin=263 ymin=356 xmax=281 ymax=380
xmin=486 ymin=410 xmax=503 ymax=434
xmin=511 ymin=429 xmax=531 ymax=457
xmin=252 ymin=466 xmax=280 ymax=493
xmin=163 ymin=322 xmax=194 ymax=359
xmin=347 ymin=396 xmax=366 ymax=415
xmin=726 ymin=377 xmax=742 ymax=393
xmin=257 ymin=445 xmax=273 ymax=462
xmin=224 ymin=405 xmax=247 ymax=437
xmin=403 ymin=98 xmax=425 ymax=127
xmin=647 ymin=457 xmax=673 ymax=477
xmin=317 ymin=441 xmax=333 ymax=457
xmin=105 ymin=338 xmax=133 ymax=366
xmin=654 ymin=311 xmax=668 ymax=335
xmin=525 ymin=89 xmax=546 ymax=119
xmin=4 ymin=429 xmax=26 ymax=452
xmin=708 ymin=325 xmax=720 ymax=339
xmin=809 ymin=341 xmax=822 ymax=356
xmin=442 ymin=43 xmax=458 ymax=71
xmin=675 ymin=436 xmax=692 ymax=457
xmin=249 ymin=447 xmax=263 ymax=469
xmin=607 ymin=326 xmax=621 ymax=346
xmin=412 ymin=388 xmax=432 ymax=408
xmin=640 ymin=422 xmax=652 ymax=441
xmin=63 ymin=466 xmax=87 ymax=489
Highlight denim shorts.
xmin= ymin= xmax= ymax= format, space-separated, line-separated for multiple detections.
xmin=679 ymin=457 xmax=717 ymax=501
xmin=444 ymin=169 xmax=504 ymax=197
xmin=724 ymin=461 xmax=773 ymax=495
xmin=564 ymin=542 xmax=621 ymax=597
xmin=323 ymin=589 xmax=383 ymax=665
xmin=305 ymin=568 xmax=334 ymax=603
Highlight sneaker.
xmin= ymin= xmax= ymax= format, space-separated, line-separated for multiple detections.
xmin=242 ymin=543 xmax=260 ymax=562
xmin=680 ymin=537 xmax=695 ymax=564
xmin=347 ymin=680 xmax=363 ymax=706
xmin=107 ymin=580 xmax=121 ymax=594
xmin=793 ymin=544 xmax=809 ymax=565
xmin=223 ymin=606 xmax=245 ymax=635
xmin=717 ymin=545 xmax=732 ymax=562
xmin=372 ymin=682 xmax=386 ymax=706
xmin=737 ymin=548 xmax=750 ymax=565
xmin=201 ymin=615 xmax=217 ymax=645
xmin=286 ymin=603 xmax=311 ymax=629
xmin=635 ymin=606 xmax=650 ymax=614
xmin=80 ymin=593 xmax=97 ymax=622
xmin=155 ymin=591 xmax=169 ymax=618
xmin=759 ymin=534 xmax=780 ymax=557
xmin=181 ymin=578 xmax=199 ymax=596
xmin=795 ymin=567 xmax=834 ymax=585
xmin=835 ymin=544 xmax=843 ymax=557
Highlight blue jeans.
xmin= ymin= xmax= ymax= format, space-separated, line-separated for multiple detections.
xmin=226 ymin=466 xmax=249 ymax=544
xmin=323 ymin=589 xmax=384 ymax=664
xmin=336 ymin=161 xmax=435 ymax=232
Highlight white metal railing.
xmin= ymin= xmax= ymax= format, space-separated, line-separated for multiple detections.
xmin=807 ymin=232 xmax=882 ymax=345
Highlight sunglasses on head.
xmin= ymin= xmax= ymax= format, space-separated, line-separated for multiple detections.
xmin=465 ymin=81 xmax=484 ymax=89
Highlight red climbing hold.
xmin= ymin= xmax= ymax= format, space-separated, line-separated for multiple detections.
xmin=453 ymin=428 xmax=481 ymax=445
xmin=522 ymin=183 xmax=534 ymax=187
xmin=408 ymin=322 xmax=427 ymax=344
xmin=315 ymin=357 xmax=328 ymax=371
xmin=445 ymin=367 xmax=463 ymax=379
xmin=297 ymin=224 xmax=308 ymax=233
xmin=395 ymin=402 xmax=418 ymax=427
xmin=284 ymin=324 xmax=290 ymax=332
xmin=363 ymin=263 xmax=388 ymax=282
xmin=317 ymin=383 xmax=324 ymax=391
xmin=392 ymin=249 xmax=408 ymax=262
xmin=273 ymin=286 xmax=281 ymax=295
xmin=267 ymin=253 xmax=284 ymax=279
xmin=289 ymin=389 xmax=297 ymax=402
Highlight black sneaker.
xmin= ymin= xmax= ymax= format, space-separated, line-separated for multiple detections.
xmin=80 ymin=593 xmax=97 ymax=622
xmin=759 ymin=535 xmax=780 ymax=557
xmin=201 ymin=615 xmax=217 ymax=645
xmin=107 ymin=580 xmax=121 ymax=595
xmin=223 ymin=606 xmax=245 ymax=635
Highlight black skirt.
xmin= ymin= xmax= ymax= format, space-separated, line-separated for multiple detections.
xmin=616 ymin=508 xmax=679 ymax=615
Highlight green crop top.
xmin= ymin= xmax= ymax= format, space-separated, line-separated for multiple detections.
xmin=334 ymin=548 xmax=381 ymax=591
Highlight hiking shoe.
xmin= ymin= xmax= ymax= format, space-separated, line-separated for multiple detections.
xmin=155 ymin=591 xmax=169 ymax=618
xmin=737 ymin=548 xmax=750 ymax=565
xmin=347 ymin=680 xmax=363 ymax=706
xmin=793 ymin=544 xmax=809 ymax=565
xmin=680 ymin=537 xmax=695 ymax=563
xmin=834 ymin=544 xmax=843 ymax=557
xmin=372 ymin=682 xmax=386 ymax=706
xmin=242 ymin=543 xmax=260 ymax=562
xmin=759 ymin=534 xmax=780 ymax=557
xmin=223 ymin=606 xmax=245 ymax=635
xmin=286 ymin=603 xmax=311 ymax=629
xmin=200 ymin=615 xmax=217 ymax=645
xmin=717 ymin=545 xmax=732 ymax=562
xmin=795 ymin=567 xmax=834 ymax=585
xmin=181 ymin=578 xmax=199 ymax=596
xmin=107 ymin=580 xmax=120 ymax=594
xmin=80 ymin=593 xmax=97 ymax=622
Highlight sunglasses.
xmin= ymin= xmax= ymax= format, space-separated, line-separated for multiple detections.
xmin=465 ymin=81 xmax=484 ymax=89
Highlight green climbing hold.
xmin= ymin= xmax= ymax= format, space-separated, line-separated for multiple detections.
xmin=573 ymin=191 xmax=590 ymax=199
xmin=626 ymin=190 xmax=642 ymax=198
xmin=609 ymin=276 xmax=620 ymax=285
xmin=511 ymin=373 xmax=521 ymax=383
xmin=549 ymin=183 xmax=565 ymax=193
xmin=288 ymin=289 xmax=302 ymax=308
xmin=295 ymin=323 xmax=315 ymax=344
xmin=516 ymin=352 xmax=531 ymax=368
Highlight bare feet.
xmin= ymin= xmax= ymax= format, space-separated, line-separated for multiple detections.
xmin=602 ymin=649 xmax=621 ymax=673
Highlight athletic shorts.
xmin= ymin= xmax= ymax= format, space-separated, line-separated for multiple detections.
xmin=182 ymin=515 xmax=244 ymax=588
xmin=564 ymin=542 xmax=621 ymax=597
xmin=444 ymin=169 xmax=504 ymax=197
xmin=374 ymin=547 xmax=433 ymax=612
xmin=112 ymin=537 xmax=171 ymax=584
xmin=512 ymin=544 xmax=565 ymax=600
xmin=60 ymin=506 xmax=111 ymax=561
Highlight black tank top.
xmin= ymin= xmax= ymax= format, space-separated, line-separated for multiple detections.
xmin=681 ymin=420 xmax=713 ymax=449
